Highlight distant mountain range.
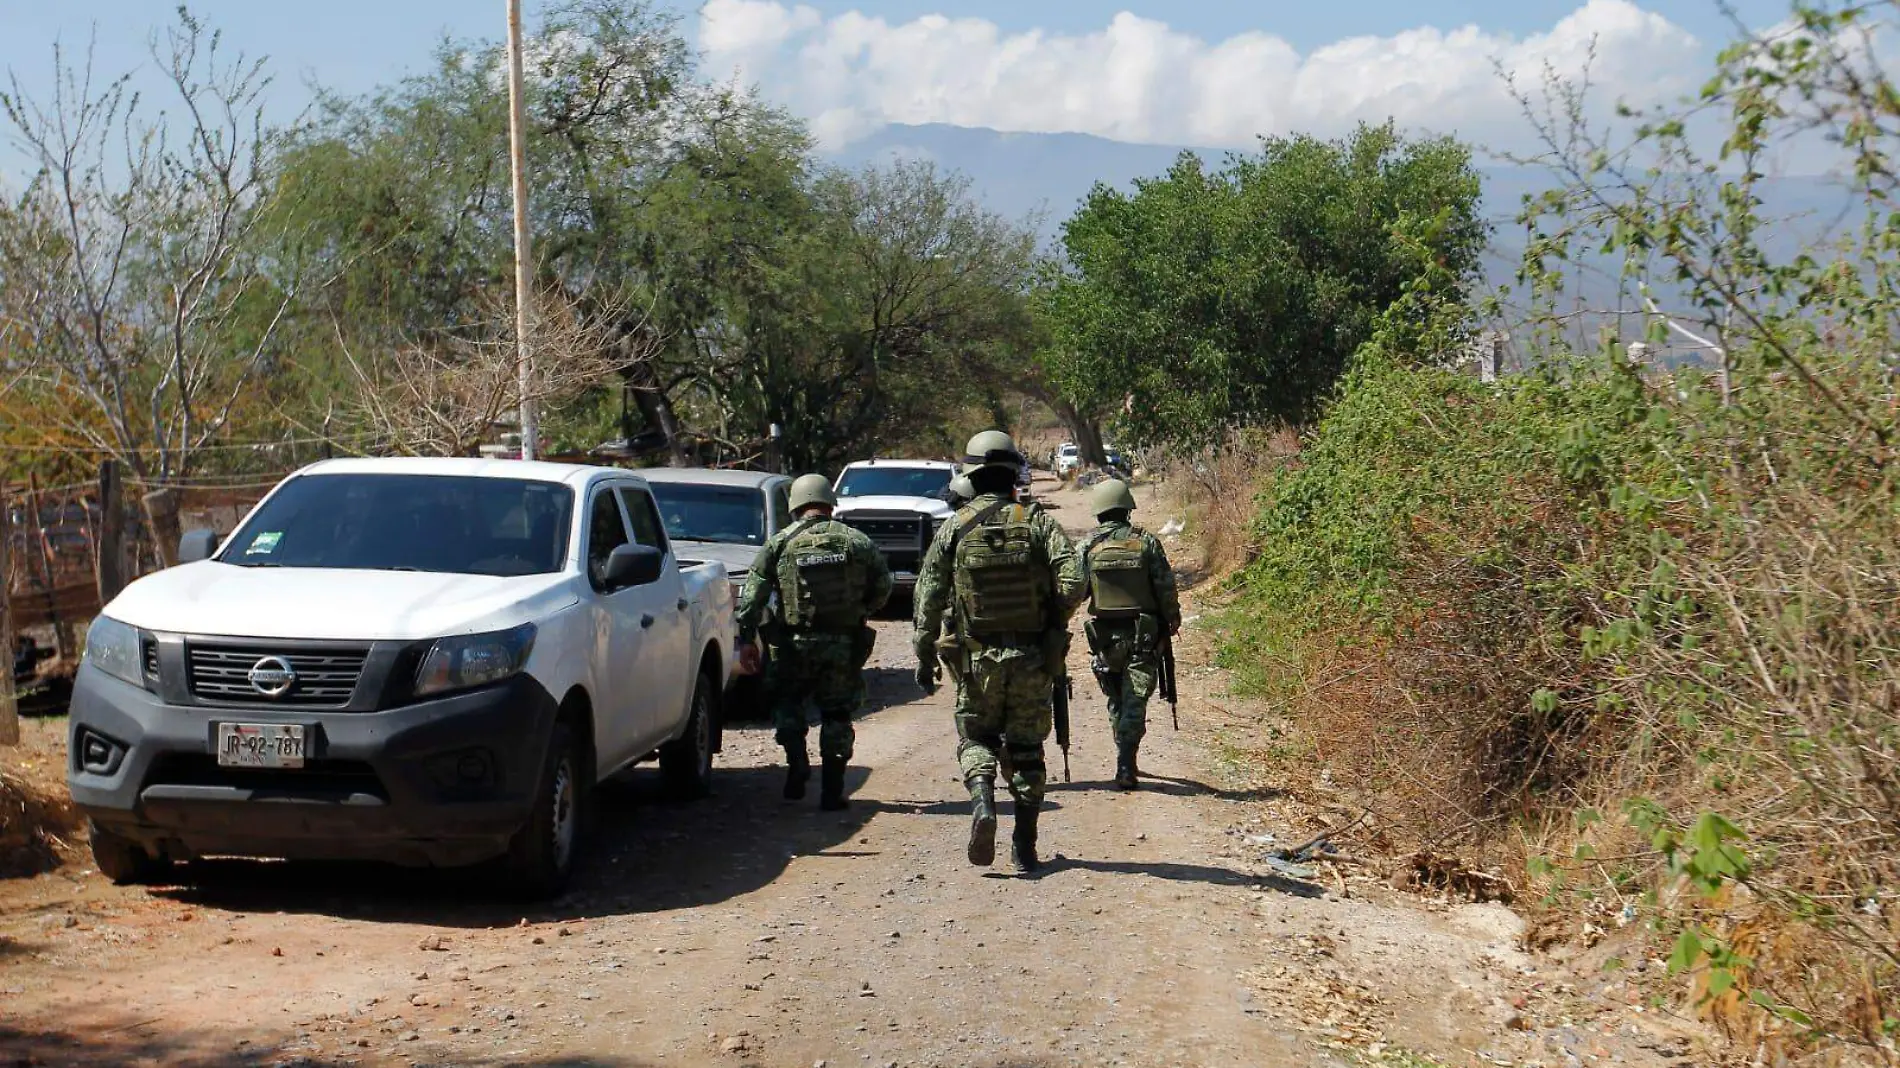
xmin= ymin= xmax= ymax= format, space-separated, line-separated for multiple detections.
xmin=829 ymin=123 xmax=1862 ymax=366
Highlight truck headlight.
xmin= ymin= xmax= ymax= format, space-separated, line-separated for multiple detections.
xmin=84 ymin=615 xmax=146 ymax=689
xmin=415 ymin=623 xmax=537 ymax=698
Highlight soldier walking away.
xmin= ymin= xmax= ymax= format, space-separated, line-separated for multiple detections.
xmin=736 ymin=474 xmax=893 ymax=810
xmin=914 ymin=431 xmax=1084 ymax=873
xmin=1080 ymin=479 xmax=1181 ymax=790
xmin=932 ymin=472 xmax=1019 ymax=780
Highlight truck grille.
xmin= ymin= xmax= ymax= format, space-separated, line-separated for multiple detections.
xmin=186 ymin=642 xmax=370 ymax=707
xmin=838 ymin=512 xmax=933 ymax=570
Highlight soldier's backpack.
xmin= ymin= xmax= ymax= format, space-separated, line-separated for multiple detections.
xmin=1084 ymin=527 xmax=1159 ymax=617
xmin=952 ymin=500 xmax=1049 ymax=635
xmin=775 ymin=519 xmax=868 ymax=631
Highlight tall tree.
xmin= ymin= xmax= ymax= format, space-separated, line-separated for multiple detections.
xmin=1038 ymin=123 xmax=1486 ymax=450
xmin=0 ymin=12 xmax=310 ymax=480
xmin=278 ymin=2 xmax=1038 ymax=469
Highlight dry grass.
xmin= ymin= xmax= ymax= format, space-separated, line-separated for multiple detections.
xmin=1164 ymin=426 xmax=1299 ymax=577
xmin=0 ymin=728 xmax=80 ymax=878
xmin=1193 ymin=354 xmax=1900 ymax=1064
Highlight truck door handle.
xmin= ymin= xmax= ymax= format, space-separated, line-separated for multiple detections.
xmin=676 ymin=598 xmax=689 ymax=612
xmin=640 ymin=614 xmax=656 ymax=629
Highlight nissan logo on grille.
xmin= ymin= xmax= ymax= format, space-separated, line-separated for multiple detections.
xmin=247 ymin=656 xmax=298 ymax=698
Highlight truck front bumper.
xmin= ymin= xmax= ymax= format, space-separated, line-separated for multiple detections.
xmin=67 ymin=665 xmax=559 ymax=867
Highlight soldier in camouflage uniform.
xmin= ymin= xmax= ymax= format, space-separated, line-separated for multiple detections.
xmin=1080 ymin=479 xmax=1181 ymax=790
xmin=914 ymin=431 xmax=1084 ymax=872
xmin=736 ymin=474 xmax=892 ymax=810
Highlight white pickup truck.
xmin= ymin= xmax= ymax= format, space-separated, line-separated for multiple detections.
xmin=66 ymin=458 xmax=736 ymax=897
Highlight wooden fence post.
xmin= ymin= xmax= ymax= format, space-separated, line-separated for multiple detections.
xmin=97 ymin=460 xmax=125 ymax=603
xmin=143 ymin=487 xmax=181 ymax=569
xmin=24 ymin=473 xmax=74 ymax=659
xmin=1 ymin=491 xmax=19 ymax=746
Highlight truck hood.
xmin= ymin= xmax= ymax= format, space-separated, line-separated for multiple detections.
xmin=834 ymin=495 xmax=953 ymax=518
xmin=104 ymin=563 xmax=580 ymax=641
xmin=670 ymin=540 xmax=762 ymax=579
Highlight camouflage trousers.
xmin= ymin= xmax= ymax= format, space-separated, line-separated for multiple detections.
xmin=1089 ymin=618 xmax=1159 ymax=747
xmin=768 ymin=633 xmax=863 ymax=762
xmin=1100 ymin=655 xmax=1159 ymax=747
xmin=955 ymin=645 xmax=1053 ymax=806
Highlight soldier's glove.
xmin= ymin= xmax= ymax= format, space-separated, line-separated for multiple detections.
xmin=913 ymin=641 xmax=939 ymax=695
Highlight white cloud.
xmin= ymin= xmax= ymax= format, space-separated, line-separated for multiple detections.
xmin=697 ymin=0 xmax=1702 ymax=150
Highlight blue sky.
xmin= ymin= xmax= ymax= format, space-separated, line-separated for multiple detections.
xmin=0 ymin=0 xmax=1798 ymax=157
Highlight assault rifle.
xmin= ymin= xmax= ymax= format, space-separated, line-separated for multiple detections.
xmin=1052 ymin=674 xmax=1073 ymax=782
xmin=1160 ymin=631 xmax=1179 ymax=730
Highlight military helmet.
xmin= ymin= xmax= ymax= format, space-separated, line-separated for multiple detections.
xmin=960 ymin=429 xmax=1023 ymax=476
xmin=1089 ymin=478 xmax=1137 ymax=518
xmin=946 ymin=475 xmax=976 ymax=505
xmin=788 ymin=473 xmax=838 ymax=513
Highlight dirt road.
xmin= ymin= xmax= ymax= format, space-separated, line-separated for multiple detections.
xmin=0 ymin=480 xmax=1704 ymax=1068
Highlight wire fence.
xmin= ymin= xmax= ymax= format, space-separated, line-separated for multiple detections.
xmin=4 ymin=471 xmax=285 ymax=644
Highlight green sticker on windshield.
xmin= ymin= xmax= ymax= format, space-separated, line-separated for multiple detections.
xmin=246 ymin=531 xmax=282 ymax=555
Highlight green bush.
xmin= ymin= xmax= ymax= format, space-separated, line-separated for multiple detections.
xmin=1221 ymin=4 xmax=1900 ymax=1054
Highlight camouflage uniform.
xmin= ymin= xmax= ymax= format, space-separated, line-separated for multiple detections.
xmin=914 ymin=491 xmax=1083 ymax=865
xmin=737 ymin=513 xmax=891 ymax=804
xmin=1082 ymin=518 xmax=1182 ymax=751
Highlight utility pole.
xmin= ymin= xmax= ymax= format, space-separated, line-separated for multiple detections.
xmin=505 ymin=0 xmax=538 ymax=461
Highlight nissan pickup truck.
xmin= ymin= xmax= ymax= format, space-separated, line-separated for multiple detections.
xmin=67 ymin=458 xmax=737 ymax=897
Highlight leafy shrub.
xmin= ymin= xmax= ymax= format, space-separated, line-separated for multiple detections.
xmin=1222 ymin=5 xmax=1900 ymax=1058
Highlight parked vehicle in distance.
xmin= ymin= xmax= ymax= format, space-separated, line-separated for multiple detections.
xmin=67 ymin=457 xmax=737 ymax=897
xmin=638 ymin=468 xmax=793 ymax=598
xmin=638 ymin=467 xmax=793 ymax=717
xmin=1054 ymin=443 xmax=1081 ymax=478
xmin=832 ymin=459 xmax=957 ymax=591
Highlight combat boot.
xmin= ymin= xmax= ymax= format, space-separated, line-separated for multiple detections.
xmin=1114 ymin=741 xmax=1140 ymax=790
xmin=967 ymin=776 xmax=997 ymax=866
xmin=1012 ymin=804 xmax=1042 ymax=873
xmin=819 ymin=755 xmax=849 ymax=811
xmin=783 ymin=746 xmax=810 ymax=800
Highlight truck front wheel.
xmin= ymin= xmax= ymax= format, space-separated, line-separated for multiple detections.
xmin=660 ymin=671 xmax=716 ymax=799
xmin=88 ymin=820 xmax=172 ymax=886
xmin=504 ymin=720 xmax=590 ymax=898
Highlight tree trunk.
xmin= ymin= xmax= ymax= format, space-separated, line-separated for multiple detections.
xmin=1045 ymin=394 xmax=1107 ymax=467
xmin=621 ymin=331 xmax=687 ymax=467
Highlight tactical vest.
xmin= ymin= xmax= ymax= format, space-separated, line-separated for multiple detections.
xmin=952 ymin=502 xmax=1049 ymax=635
xmin=775 ymin=520 xmax=868 ymax=631
xmin=1086 ymin=528 xmax=1159 ymax=617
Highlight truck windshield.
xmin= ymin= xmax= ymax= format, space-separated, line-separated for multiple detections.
xmin=647 ymin=483 xmax=766 ymax=545
xmin=218 ymin=474 xmax=574 ymax=576
xmin=835 ymin=467 xmax=952 ymax=499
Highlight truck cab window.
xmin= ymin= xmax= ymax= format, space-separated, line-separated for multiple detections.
xmin=618 ymin=487 xmax=670 ymax=553
xmin=770 ymin=481 xmax=791 ymax=528
xmin=587 ymin=489 xmax=632 ymax=589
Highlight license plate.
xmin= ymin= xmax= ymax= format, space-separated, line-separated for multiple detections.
xmin=216 ymin=723 xmax=306 ymax=768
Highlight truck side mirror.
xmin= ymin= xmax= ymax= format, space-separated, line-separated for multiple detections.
xmin=604 ymin=544 xmax=664 ymax=589
xmin=178 ymin=529 xmax=220 ymax=564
